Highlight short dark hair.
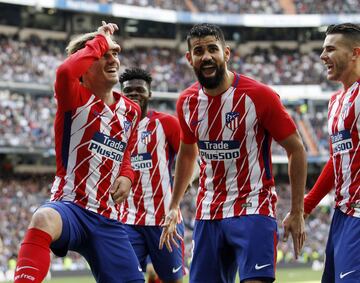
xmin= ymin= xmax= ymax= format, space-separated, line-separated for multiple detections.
xmin=186 ymin=23 xmax=226 ymax=51
xmin=119 ymin=68 xmax=152 ymax=87
xmin=326 ymin=23 xmax=360 ymax=45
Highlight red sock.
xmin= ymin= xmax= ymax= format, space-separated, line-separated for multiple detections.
xmin=14 ymin=228 xmax=52 ymax=283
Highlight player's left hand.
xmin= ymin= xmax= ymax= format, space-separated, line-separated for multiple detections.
xmin=159 ymin=208 xmax=183 ymax=252
xmin=110 ymin=176 xmax=132 ymax=204
xmin=282 ymin=212 xmax=306 ymax=259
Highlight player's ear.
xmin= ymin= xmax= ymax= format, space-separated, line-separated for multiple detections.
xmin=224 ymin=45 xmax=230 ymax=63
xmin=353 ymin=46 xmax=360 ymax=60
xmin=186 ymin=51 xmax=193 ymax=66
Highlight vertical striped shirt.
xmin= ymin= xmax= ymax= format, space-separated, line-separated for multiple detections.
xmin=50 ymin=35 xmax=140 ymax=220
xmin=121 ymin=111 xmax=180 ymax=225
xmin=328 ymin=80 xmax=360 ymax=217
xmin=177 ymin=73 xmax=296 ymax=220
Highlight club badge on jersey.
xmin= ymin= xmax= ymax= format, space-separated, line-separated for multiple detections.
xmin=124 ymin=120 xmax=132 ymax=133
xmin=141 ymin=131 xmax=152 ymax=145
xmin=225 ymin=112 xmax=240 ymax=131
xmin=341 ymin=102 xmax=352 ymax=120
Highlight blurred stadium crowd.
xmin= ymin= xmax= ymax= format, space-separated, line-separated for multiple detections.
xmin=72 ymin=0 xmax=360 ymax=14
xmin=0 ymin=34 xmax=336 ymax=93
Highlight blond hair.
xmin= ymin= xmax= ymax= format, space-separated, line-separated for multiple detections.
xmin=65 ymin=31 xmax=98 ymax=56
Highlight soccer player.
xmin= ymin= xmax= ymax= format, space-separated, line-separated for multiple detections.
xmin=14 ymin=22 xmax=144 ymax=283
xmin=120 ymin=68 xmax=184 ymax=283
xmin=302 ymin=23 xmax=360 ymax=282
xmin=159 ymin=23 xmax=307 ymax=283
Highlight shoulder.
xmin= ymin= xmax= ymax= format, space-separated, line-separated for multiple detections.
xmin=178 ymin=82 xmax=200 ymax=102
xmin=149 ymin=110 xmax=179 ymax=124
xmin=236 ymin=74 xmax=279 ymax=103
xmin=119 ymin=92 xmax=141 ymax=113
xmin=330 ymin=89 xmax=342 ymax=102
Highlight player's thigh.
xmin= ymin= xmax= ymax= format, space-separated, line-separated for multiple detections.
xmin=332 ymin=209 xmax=360 ymax=282
xmin=124 ymin=224 xmax=149 ymax=271
xmin=40 ymin=201 xmax=86 ymax=257
xmin=29 ymin=203 xmax=63 ymax=240
xmin=190 ymin=220 xmax=237 ymax=283
xmin=145 ymin=224 xmax=185 ymax=281
xmin=84 ymin=219 xmax=144 ymax=283
xmin=223 ymin=216 xmax=277 ymax=283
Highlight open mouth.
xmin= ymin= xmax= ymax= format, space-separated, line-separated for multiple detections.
xmin=106 ymin=67 xmax=118 ymax=74
xmin=201 ymin=65 xmax=217 ymax=76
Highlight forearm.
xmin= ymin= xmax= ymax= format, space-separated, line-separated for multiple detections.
xmin=56 ymin=35 xmax=108 ymax=85
xmin=169 ymin=142 xmax=197 ymax=210
xmin=288 ymin=147 xmax=307 ymax=214
xmin=304 ymin=158 xmax=334 ymax=214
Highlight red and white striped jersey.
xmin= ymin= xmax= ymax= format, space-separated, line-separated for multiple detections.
xmin=177 ymin=73 xmax=296 ymax=220
xmin=50 ymin=35 xmax=141 ymax=220
xmin=328 ymin=79 xmax=360 ymax=217
xmin=121 ymin=111 xmax=180 ymax=225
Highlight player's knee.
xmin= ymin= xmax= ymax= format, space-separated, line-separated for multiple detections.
xmin=29 ymin=207 xmax=62 ymax=239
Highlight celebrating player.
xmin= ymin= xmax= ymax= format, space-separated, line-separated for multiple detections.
xmin=301 ymin=23 xmax=360 ymax=282
xmin=14 ymin=22 xmax=144 ymax=283
xmin=120 ymin=68 xmax=184 ymax=283
xmin=159 ymin=23 xmax=307 ymax=283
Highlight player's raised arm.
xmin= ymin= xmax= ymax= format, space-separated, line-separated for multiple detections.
xmin=55 ymin=21 xmax=120 ymax=110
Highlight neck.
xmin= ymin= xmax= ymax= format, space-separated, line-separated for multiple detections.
xmin=203 ymin=70 xmax=234 ymax=97
xmin=141 ymin=106 xmax=148 ymax=120
xmin=342 ymin=72 xmax=360 ymax=91
xmin=84 ymin=82 xmax=115 ymax=105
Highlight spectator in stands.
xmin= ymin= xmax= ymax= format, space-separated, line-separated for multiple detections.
xmin=14 ymin=22 xmax=144 ymax=283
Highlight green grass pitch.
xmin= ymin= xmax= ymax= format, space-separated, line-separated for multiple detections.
xmin=11 ymin=267 xmax=321 ymax=282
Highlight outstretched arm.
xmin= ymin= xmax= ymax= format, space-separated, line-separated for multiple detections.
xmin=279 ymin=132 xmax=307 ymax=259
xmin=304 ymin=158 xmax=334 ymax=215
xmin=159 ymin=141 xmax=198 ymax=252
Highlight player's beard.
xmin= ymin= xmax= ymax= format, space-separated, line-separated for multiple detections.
xmin=194 ymin=60 xmax=226 ymax=89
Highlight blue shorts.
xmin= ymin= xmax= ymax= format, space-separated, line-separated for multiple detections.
xmin=322 ymin=208 xmax=360 ymax=283
xmin=124 ymin=223 xmax=185 ymax=281
xmin=43 ymin=201 xmax=144 ymax=283
xmin=190 ymin=215 xmax=278 ymax=283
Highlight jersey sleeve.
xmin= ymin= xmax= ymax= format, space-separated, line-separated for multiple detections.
xmin=304 ymin=158 xmax=335 ymax=214
xmin=161 ymin=114 xmax=181 ymax=153
xmin=176 ymin=94 xmax=197 ymax=144
xmin=254 ymin=86 xmax=297 ymax=141
xmin=54 ymin=34 xmax=109 ymax=111
xmin=119 ymin=105 xmax=141 ymax=183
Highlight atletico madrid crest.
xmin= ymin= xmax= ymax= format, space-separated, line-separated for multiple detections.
xmin=225 ymin=112 xmax=240 ymax=130
xmin=141 ymin=131 xmax=152 ymax=145
xmin=124 ymin=120 xmax=132 ymax=132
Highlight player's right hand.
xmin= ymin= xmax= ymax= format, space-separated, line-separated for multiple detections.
xmin=282 ymin=211 xmax=306 ymax=260
xmin=97 ymin=21 xmax=120 ymax=51
xmin=159 ymin=208 xmax=183 ymax=252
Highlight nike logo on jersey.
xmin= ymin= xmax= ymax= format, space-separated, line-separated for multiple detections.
xmin=138 ymin=266 xmax=143 ymax=272
xmin=255 ymin=263 xmax=271 ymax=270
xmin=172 ymin=265 xmax=182 ymax=273
xmin=340 ymin=270 xmax=356 ymax=279
xmin=190 ymin=119 xmax=204 ymax=126
xmin=16 ymin=266 xmax=39 ymax=272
